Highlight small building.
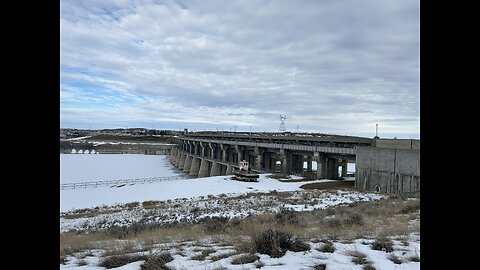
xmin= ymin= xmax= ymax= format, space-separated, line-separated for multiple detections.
xmin=355 ymin=138 xmax=420 ymax=193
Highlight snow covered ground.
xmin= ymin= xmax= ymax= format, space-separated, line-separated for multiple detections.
xmin=60 ymin=154 xmax=419 ymax=269
xmin=60 ymin=154 xmax=361 ymax=212
xmin=61 ymin=235 xmax=420 ymax=270
xmin=60 ymin=187 xmax=384 ymax=232
xmin=60 ymin=154 xmax=182 ymax=184
xmin=60 ymin=173 xmax=373 ymax=213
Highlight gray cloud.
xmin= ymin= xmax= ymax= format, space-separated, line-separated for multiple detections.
xmin=60 ymin=0 xmax=419 ymax=138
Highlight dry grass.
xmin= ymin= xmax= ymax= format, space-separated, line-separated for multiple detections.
xmin=314 ymin=264 xmax=326 ymax=270
xmin=346 ymin=250 xmax=370 ymax=265
xmin=316 ymin=241 xmax=335 ymax=253
xmin=62 ymin=208 xmax=120 ymax=219
xmin=190 ymin=248 xmax=216 ymax=261
xmin=102 ymin=241 xmax=139 ymax=256
xmin=99 ymin=254 xmax=148 ymax=269
xmin=60 ymin=231 xmax=110 ymax=257
xmin=231 ymin=254 xmax=259 ymax=264
xmin=387 ymin=253 xmax=403 ymax=264
xmin=140 ymin=252 xmax=173 ymax=270
xmin=210 ymin=251 xmax=239 ymax=262
xmin=300 ymin=181 xmax=354 ymax=190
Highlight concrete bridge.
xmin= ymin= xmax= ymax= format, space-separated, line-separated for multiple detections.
xmin=170 ymin=132 xmax=373 ymax=179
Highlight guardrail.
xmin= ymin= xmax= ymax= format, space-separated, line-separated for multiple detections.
xmin=60 ymin=175 xmax=187 ymax=190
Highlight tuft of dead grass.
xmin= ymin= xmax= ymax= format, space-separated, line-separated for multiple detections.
xmin=99 ymin=254 xmax=148 ymax=269
xmin=231 ymin=254 xmax=259 ymax=265
xmin=346 ymin=250 xmax=370 ymax=265
xmin=190 ymin=248 xmax=216 ymax=261
xmin=371 ymin=238 xmax=394 ymax=253
xmin=317 ymin=240 xmax=336 ymax=253
xmin=140 ymin=252 xmax=173 ymax=270
xmin=387 ymin=253 xmax=403 ymax=264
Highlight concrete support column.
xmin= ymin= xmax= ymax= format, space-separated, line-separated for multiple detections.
xmin=220 ymin=144 xmax=227 ymax=162
xmin=307 ymin=156 xmax=312 ymax=172
xmin=254 ymin=147 xmax=264 ymax=171
xmin=326 ymin=157 xmax=339 ymax=179
xmin=280 ymin=149 xmax=292 ymax=174
xmin=189 ymin=158 xmax=200 ymax=176
xmin=228 ymin=148 xmax=234 ymax=163
xmin=314 ymin=152 xmax=327 ymax=179
xmin=183 ymin=155 xmax=193 ymax=173
xmin=220 ymin=164 xmax=227 ymax=175
xmin=193 ymin=142 xmax=198 ymax=155
xmin=235 ymin=145 xmax=243 ymax=163
xmin=174 ymin=152 xmax=181 ymax=167
xmin=341 ymin=159 xmax=348 ymax=177
xmin=170 ymin=148 xmax=176 ymax=163
xmin=226 ymin=164 xmax=233 ymax=175
xmin=199 ymin=142 xmax=206 ymax=158
xmin=210 ymin=161 xmax=221 ymax=177
xmin=198 ymin=159 xmax=210 ymax=177
xmin=209 ymin=143 xmax=215 ymax=159
xmin=178 ymin=153 xmax=186 ymax=169
xmin=334 ymin=159 xmax=340 ymax=179
xmin=326 ymin=157 xmax=332 ymax=179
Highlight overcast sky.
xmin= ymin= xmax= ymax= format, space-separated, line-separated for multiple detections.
xmin=60 ymin=0 xmax=419 ymax=139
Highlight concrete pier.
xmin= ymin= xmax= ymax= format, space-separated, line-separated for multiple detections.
xmin=189 ymin=157 xmax=200 ymax=176
xmin=210 ymin=161 xmax=221 ymax=177
xmin=198 ymin=159 xmax=210 ymax=177
xmin=183 ymin=156 xmax=192 ymax=173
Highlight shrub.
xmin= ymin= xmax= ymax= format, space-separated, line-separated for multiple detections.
xmin=371 ymin=238 xmax=394 ymax=253
xmin=199 ymin=216 xmax=229 ymax=233
xmin=343 ymin=213 xmax=364 ymax=226
xmin=314 ymin=264 xmax=326 ymax=270
xmin=231 ymin=254 xmax=259 ymax=265
xmin=363 ymin=264 xmax=376 ymax=270
xmin=407 ymin=254 xmax=420 ymax=262
xmin=399 ymin=201 xmax=420 ymax=214
xmin=255 ymin=260 xmax=265 ymax=268
xmin=77 ymin=259 xmax=87 ymax=266
xmin=275 ymin=207 xmax=299 ymax=225
xmin=140 ymin=253 xmax=173 ymax=270
xmin=142 ymin=200 xmax=160 ymax=208
xmin=191 ymin=249 xmax=215 ymax=261
xmin=99 ymin=254 xmax=148 ymax=269
xmin=317 ymin=241 xmax=335 ymax=253
xmin=387 ymin=253 xmax=403 ymax=264
xmin=326 ymin=218 xmax=342 ymax=229
xmin=211 ymin=251 xmax=238 ymax=262
xmin=347 ymin=250 xmax=369 ymax=265
xmin=105 ymin=225 xmax=130 ymax=239
xmin=125 ymin=202 xmax=140 ymax=208
xmin=253 ymin=229 xmax=310 ymax=258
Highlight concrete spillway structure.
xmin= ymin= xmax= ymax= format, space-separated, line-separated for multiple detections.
xmin=355 ymin=139 xmax=420 ymax=193
xmin=169 ymin=131 xmax=419 ymax=194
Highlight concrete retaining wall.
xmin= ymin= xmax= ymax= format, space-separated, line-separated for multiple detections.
xmin=355 ymin=146 xmax=420 ymax=193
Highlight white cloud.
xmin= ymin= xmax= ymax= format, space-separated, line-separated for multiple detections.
xmin=60 ymin=0 xmax=419 ymax=138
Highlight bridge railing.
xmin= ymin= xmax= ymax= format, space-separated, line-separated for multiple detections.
xmin=178 ymin=137 xmax=356 ymax=155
